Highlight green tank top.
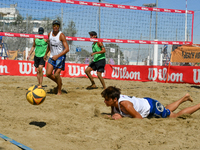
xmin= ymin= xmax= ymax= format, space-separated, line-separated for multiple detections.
xmin=35 ymin=38 xmax=48 ymax=57
xmin=92 ymin=42 xmax=105 ymax=62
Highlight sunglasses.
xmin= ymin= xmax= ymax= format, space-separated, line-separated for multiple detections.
xmin=53 ymin=24 xmax=60 ymax=27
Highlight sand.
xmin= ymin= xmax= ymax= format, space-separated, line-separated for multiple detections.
xmin=1 ymin=76 xmax=200 ymax=150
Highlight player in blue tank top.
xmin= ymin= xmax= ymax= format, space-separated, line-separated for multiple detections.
xmin=101 ymin=86 xmax=200 ymax=120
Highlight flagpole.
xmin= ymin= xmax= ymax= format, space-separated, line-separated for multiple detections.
xmin=185 ymin=0 xmax=187 ymax=41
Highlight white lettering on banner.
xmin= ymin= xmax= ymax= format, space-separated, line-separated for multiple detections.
xmin=162 ymin=42 xmax=168 ymax=44
xmin=193 ymin=69 xmax=200 ymax=83
xmin=103 ymin=39 xmax=111 ymax=42
xmin=90 ymin=39 xmax=99 ymax=42
xmin=35 ymin=35 xmax=44 ymax=38
xmin=118 ymin=5 xmax=125 ymax=9
xmin=18 ymin=62 xmax=46 ymax=75
xmin=153 ymin=8 xmax=159 ymax=11
xmin=77 ymin=38 xmax=85 ymax=41
xmin=68 ymin=65 xmax=81 ymax=76
xmin=80 ymin=2 xmax=88 ymax=5
xmin=66 ymin=37 xmax=72 ymax=40
xmin=19 ymin=62 xmax=32 ymax=74
xmin=105 ymin=4 xmax=113 ymax=7
xmin=68 ymin=65 xmax=105 ymax=77
xmin=139 ymin=41 xmax=146 ymax=44
xmin=142 ymin=7 xmax=148 ymax=11
xmin=53 ymin=0 xmax=60 ymax=2
xmin=148 ymin=68 xmax=183 ymax=82
xmin=175 ymin=10 xmax=181 ymax=13
xmin=130 ymin=6 xmax=137 ymax=10
xmin=111 ymin=67 xmax=141 ymax=80
xmin=5 ymin=33 xmax=14 ymax=37
xmin=172 ymin=42 xmax=179 ymax=44
xmin=66 ymin=0 xmax=74 ymax=3
xmin=115 ymin=40 xmax=123 ymax=43
xmin=127 ymin=40 xmax=135 ymax=43
xmin=93 ymin=3 xmax=101 ymax=6
xmin=0 ymin=65 xmax=9 ymax=73
xmin=164 ymin=9 xmax=171 ymax=12
xmin=20 ymin=34 xmax=29 ymax=38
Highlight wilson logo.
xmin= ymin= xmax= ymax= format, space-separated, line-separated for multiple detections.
xmin=68 ymin=65 xmax=105 ymax=77
xmin=0 ymin=65 xmax=9 ymax=73
xmin=148 ymin=68 xmax=183 ymax=82
xmin=18 ymin=62 xmax=46 ymax=75
xmin=111 ymin=67 xmax=140 ymax=80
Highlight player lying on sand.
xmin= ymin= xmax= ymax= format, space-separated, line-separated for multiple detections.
xmin=101 ymin=86 xmax=200 ymax=120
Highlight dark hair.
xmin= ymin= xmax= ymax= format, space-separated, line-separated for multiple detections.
xmin=89 ymin=31 xmax=97 ymax=36
xmin=101 ymin=86 xmax=121 ymax=100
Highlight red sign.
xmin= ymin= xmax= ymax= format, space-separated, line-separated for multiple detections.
xmin=0 ymin=60 xmax=200 ymax=85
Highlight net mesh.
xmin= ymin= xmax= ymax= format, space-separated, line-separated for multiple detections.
xmin=0 ymin=0 xmax=194 ymax=65
xmin=0 ymin=0 xmax=193 ymax=41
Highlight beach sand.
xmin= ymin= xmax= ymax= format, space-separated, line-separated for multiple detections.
xmin=1 ymin=76 xmax=200 ymax=150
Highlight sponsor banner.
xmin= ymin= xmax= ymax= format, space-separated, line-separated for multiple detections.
xmin=171 ymin=45 xmax=200 ymax=63
xmin=0 ymin=60 xmax=200 ymax=85
xmin=37 ymin=0 xmax=194 ymax=14
xmin=0 ymin=32 xmax=193 ymax=45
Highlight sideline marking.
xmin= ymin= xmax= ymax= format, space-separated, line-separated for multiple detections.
xmin=0 ymin=133 xmax=33 ymax=150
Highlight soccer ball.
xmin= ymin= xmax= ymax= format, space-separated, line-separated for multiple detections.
xmin=26 ymin=85 xmax=46 ymax=105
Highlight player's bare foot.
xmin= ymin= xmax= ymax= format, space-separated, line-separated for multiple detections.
xmin=183 ymin=93 xmax=193 ymax=102
xmin=86 ymin=85 xmax=98 ymax=90
xmin=57 ymin=92 xmax=62 ymax=95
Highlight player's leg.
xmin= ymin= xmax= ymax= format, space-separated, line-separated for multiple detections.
xmin=169 ymin=103 xmax=200 ymax=118
xmin=37 ymin=65 xmax=44 ymax=86
xmin=85 ymin=63 xmax=96 ymax=89
xmin=54 ymin=68 xmax=62 ymax=95
xmin=34 ymin=56 xmax=41 ymax=86
xmin=96 ymin=59 xmax=106 ymax=89
xmin=97 ymin=71 xmax=106 ymax=89
xmin=46 ymin=61 xmax=56 ymax=83
xmin=37 ymin=57 xmax=45 ymax=87
xmin=165 ymin=93 xmax=193 ymax=112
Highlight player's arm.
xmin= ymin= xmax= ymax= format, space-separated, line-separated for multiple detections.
xmin=120 ymin=101 xmax=143 ymax=119
xmin=59 ymin=33 xmax=69 ymax=56
xmin=91 ymin=42 xmax=106 ymax=56
xmin=44 ymin=33 xmax=51 ymax=61
xmin=27 ymin=38 xmax=36 ymax=60
xmin=52 ymin=33 xmax=69 ymax=61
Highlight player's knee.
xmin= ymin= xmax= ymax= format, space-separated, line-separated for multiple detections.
xmin=46 ymin=72 xmax=51 ymax=77
xmin=54 ymin=73 xmax=60 ymax=78
xmin=85 ymin=68 xmax=89 ymax=74
xmin=38 ymin=67 xmax=43 ymax=73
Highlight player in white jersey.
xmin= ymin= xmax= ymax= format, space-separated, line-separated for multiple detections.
xmin=44 ymin=20 xmax=69 ymax=95
xmin=101 ymin=86 xmax=200 ymax=120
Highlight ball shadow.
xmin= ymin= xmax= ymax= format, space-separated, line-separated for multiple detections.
xmin=29 ymin=121 xmax=46 ymax=128
xmin=47 ymin=87 xmax=68 ymax=94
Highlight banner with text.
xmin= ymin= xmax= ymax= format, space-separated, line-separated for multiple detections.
xmin=0 ymin=60 xmax=200 ymax=85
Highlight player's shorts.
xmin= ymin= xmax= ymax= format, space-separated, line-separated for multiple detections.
xmin=48 ymin=55 xmax=66 ymax=71
xmin=34 ymin=56 xmax=45 ymax=68
xmin=144 ymin=97 xmax=171 ymax=118
xmin=89 ymin=59 xmax=106 ymax=72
